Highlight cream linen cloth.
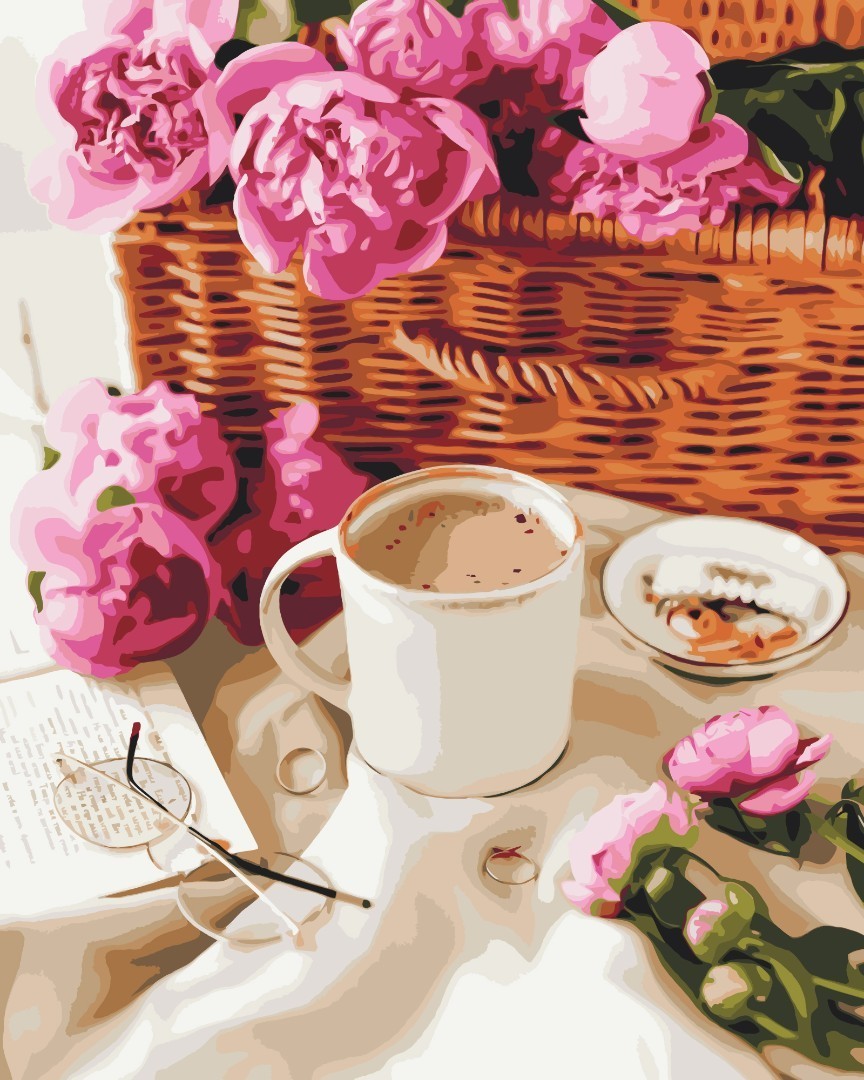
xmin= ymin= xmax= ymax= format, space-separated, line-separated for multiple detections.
xmin=2 ymin=488 xmax=863 ymax=1080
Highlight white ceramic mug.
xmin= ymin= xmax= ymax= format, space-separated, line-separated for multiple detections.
xmin=259 ymin=466 xmax=583 ymax=798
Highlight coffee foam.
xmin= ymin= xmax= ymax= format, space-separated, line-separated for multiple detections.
xmin=345 ymin=478 xmax=574 ymax=594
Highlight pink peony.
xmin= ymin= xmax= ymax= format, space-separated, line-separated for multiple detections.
xmin=582 ymin=22 xmax=711 ymax=159
xmin=338 ymin=0 xmax=615 ymax=107
xmin=336 ymin=0 xmax=474 ymax=98
xmin=552 ymin=116 xmax=799 ymax=242
xmin=464 ymin=0 xmax=616 ymax=107
xmin=42 ymin=378 xmax=116 ymax=455
xmin=32 ymin=503 xmax=215 ymax=677
xmin=212 ymin=400 xmax=367 ymax=645
xmin=665 ymin=706 xmax=832 ymax=816
xmin=30 ymin=0 xmax=238 ymax=231
xmin=215 ymin=50 xmax=498 ymax=299
xmin=562 ymin=782 xmax=697 ymax=917
xmin=335 ymin=0 xmax=615 ymax=207
xmin=14 ymin=381 xmax=235 ymax=556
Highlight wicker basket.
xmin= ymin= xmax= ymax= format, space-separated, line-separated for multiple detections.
xmin=115 ymin=1 xmax=864 ymax=554
xmin=625 ymin=0 xmax=864 ymax=61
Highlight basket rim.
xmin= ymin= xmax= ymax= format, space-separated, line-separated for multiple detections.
xmin=452 ymin=194 xmax=864 ymax=272
xmin=115 ymin=189 xmax=864 ymax=275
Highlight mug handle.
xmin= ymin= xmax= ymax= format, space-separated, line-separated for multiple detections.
xmin=259 ymin=528 xmax=350 ymax=713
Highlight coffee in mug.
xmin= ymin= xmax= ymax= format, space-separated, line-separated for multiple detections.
xmin=347 ymin=491 xmax=569 ymax=593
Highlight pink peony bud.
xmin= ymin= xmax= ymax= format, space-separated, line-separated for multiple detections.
xmin=582 ymin=22 xmax=710 ymax=159
xmin=665 ymin=706 xmax=832 ymax=816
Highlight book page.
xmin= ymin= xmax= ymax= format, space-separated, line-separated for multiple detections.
xmin=0 ymin=665 xmax=256 ymax=918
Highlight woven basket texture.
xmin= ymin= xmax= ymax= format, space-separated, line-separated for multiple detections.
xmin=628 ymin=0 xmax=864 ymax=61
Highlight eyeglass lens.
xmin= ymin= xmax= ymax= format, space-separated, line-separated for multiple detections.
xmin=178 ymin=851 xmax=334 ymax=947
xmin=54 ymin=758 xmax=192 ymax=849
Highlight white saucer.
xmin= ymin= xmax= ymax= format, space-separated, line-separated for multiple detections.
xmin=601 ymin=516 xmax=849 ymax=679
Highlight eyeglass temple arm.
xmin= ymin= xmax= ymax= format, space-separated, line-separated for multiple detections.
xmin=126 ymin=725 xmax=372 ymax=910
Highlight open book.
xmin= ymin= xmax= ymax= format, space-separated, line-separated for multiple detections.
xmin=0 ymin=663 xmax=256 ymax=919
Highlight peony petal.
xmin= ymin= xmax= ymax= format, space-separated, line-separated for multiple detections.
xmin=136 ymin=147 xmax=210 ymax=214
xmin=32 ymin=31 xmax=218 ymax=231
xmin=266 ymin=399 xmax=321 ymax=450
xmin=285 ymin=70 xmax=400 ymax=111
xmin=730 ymin=144 xmax=801 ymax=205
xmin=652 ymin=116 xmax=749 ymax=179
xmin=665 ymin=706 xmax=810 ymax=799
xmin=466 ymin=0 xmax=616 ymax=105
xmin=234 ymin=177 xmax=301 ymax=274
xmin=741 ymin=706 xmax=802 ymax=780
xmin=737 ymin=770 xmax=816 ymax=816
xmin=151 ymin=0 xmax=239 ymax=51
xmin=43 ymin=378 xmax=114 ymax=451
xmin=214 ymin=42 xmax=332 ymax=125
xmin=195 ymin=80 xmax=233 ymax=182
xmin=92 ymin=0 xmax=155 ymax=38
xmin=795 ymin=734 xmax=833 ymax=768
xmin=422 ymin=97 xmax=501 ymax=218
xmin=561 ymin=878 xmax=622 ymax=917
xmin=303 ymin=220 xmax=448 ymax=301
xmin=341 ymin=0 xmax=471 ymax=97
xmin=563 ymin=782 xmax=696 ymax=918
xmin=31 ymin=148 xmax=148 ymax=233
xmin=35 ymin=33 xmax=128 ymax=141
xmin=582 ymin=21 xmax=710 ymax=158
xmin=28 ymin=503 xmax=215 ymax=677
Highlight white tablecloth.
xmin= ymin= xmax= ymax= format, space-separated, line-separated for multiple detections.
xmin=3 ymin=483 xmax=862 ymax=1080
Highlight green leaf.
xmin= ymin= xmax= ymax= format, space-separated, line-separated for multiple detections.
xmin=292 ymin=0 xmax=351 ymax=23
xmin=706 ymin=798 xmax=811 ymax=858
xmin=236 ymin=0 xmax=264 ymax=37
xmin=28 ymin=571 xmax=45 ymax=614
xmin=700 ymin=73 xmax=719 ymax=125
xmin=590 ymin=0 xmax=640 ymax=29
xmin=638 ymin=854 xmax=706 ymax=929
xmin=42 ymin=446 xmax=61 ymax=470
xmin=501 ymin=0 xmax=519 ymax=16
xmin=757 ymin=139 xmax=805 ymax=185
xmin=842 ymin=777 xmax=864 ymax=801
xmin=825 ymin=797 xmax=864 ymax=908
xmin=712 ymin=55 xmax=864 ymax=216
xmin=96 ymin=486 xmax=136 ymax=512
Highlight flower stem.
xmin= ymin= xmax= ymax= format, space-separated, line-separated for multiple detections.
xmin=804 ymin=792 xmax=835 ymax=808
xmin=811 ymin=975 xmax=864 ymax=1003
xmin=810 ymin=814 xmax=864 ymax=867
xmin=755 ymin=1015 xmax=799 ymax=1042
xmin=714 ymin=797 xmax=763 ymax=845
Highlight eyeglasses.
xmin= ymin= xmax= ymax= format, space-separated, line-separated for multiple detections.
xmin=53 ymin=722 xmax=370 ymax=948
